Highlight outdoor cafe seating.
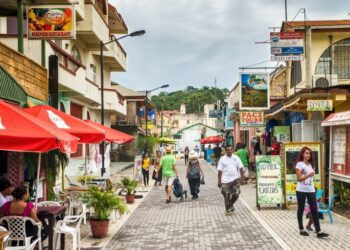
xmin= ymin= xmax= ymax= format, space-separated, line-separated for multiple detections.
xmin=0 ymin=216 xmax=42 ymax=250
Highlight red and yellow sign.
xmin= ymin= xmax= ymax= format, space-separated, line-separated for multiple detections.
xmin=239 ymin=111 xmax=264 ymax=127
xmin=28 ymin=5 xmax=75 ymax=39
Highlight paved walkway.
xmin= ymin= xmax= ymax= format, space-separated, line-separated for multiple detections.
xmin=106 ymin=159 xmax=281 ymax=249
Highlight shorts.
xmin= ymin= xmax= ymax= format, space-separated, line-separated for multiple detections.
xmin=163 ymin=176 xmax=175 ymax=186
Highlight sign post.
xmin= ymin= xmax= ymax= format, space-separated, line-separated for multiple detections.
xmin=256 ymin=155 xmax=284 ymax=210
xmin=270 ymin=32 xmax=304 ymax=61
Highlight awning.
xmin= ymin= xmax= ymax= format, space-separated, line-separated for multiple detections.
xmin=265 ymin=97 xmax=300 ymax=118
xmin=321 ymin=111 xmax=350 ymax=127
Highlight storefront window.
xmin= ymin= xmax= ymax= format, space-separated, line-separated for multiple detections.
xmin=332 ymin=126 xmax=350 ymax=176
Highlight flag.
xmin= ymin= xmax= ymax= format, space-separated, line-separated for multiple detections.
xmin=138 ymin=106 xmax=145 ymax=117
xmin=148 ymin=109 xmax=155 ymax=120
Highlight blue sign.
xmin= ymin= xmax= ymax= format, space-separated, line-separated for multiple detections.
xmin=271 ymin=47 xmax=304 ymax=55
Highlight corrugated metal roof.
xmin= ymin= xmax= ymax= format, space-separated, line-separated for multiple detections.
xmin=0 ymin=65 xmax=27 ymax=106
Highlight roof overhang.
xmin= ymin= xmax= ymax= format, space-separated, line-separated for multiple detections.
xmin=321 ymin=111 xmax=350 ymax=126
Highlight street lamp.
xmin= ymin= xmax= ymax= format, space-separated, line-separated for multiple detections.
xmin=100 ymin=30 xmax=145 ymax=177
xmin=144 ymin=84 xmax=169 ymax=151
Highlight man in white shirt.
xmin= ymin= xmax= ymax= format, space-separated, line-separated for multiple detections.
xmin=0 ymin=179 xmax=14 ymax=207
xmin=217 ymin=145 xmax=244 ymax=215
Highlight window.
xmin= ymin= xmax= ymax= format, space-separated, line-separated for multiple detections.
xmin=90 ymin=64 xmax=97 ymax=83
xmin=70 ymin=46 xmax=81 ymax=63
xmin=315 ymin=38 xmax=350 ymax=80
xmin=290 ymin=61 xmax=302 ymax=88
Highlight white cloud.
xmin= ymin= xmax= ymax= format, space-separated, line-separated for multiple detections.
xmin=110 ymin=0 xmax=350 ymax=92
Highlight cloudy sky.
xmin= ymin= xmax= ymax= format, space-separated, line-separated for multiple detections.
xmin=110 ymin=0 xmax=349 ymax=93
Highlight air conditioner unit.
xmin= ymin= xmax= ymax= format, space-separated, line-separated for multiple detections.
xmin=312 ymin=74 xmax=338 ymax=87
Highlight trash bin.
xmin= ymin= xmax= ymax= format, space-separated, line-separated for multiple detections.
xmin=206 ymin=149 xmax=213 ymax=163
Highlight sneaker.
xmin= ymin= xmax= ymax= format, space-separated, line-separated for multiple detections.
xmin=300 ymin=231 xmax=309 ymax=236
xmin=225 ymin=210 xmax=233 ymax=216
xmin=317 ymin=232 xmax=329 ymax=238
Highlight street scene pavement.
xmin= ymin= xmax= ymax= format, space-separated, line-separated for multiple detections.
xmin=104 ymin=159 xmax=350 ymax=250
xmin=106 ymin=160 xmax=281 ymax=250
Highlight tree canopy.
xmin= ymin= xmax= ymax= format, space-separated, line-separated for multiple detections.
xmin=151 ymin=86 xmax=228 ymax=113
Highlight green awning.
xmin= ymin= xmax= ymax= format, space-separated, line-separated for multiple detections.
xmin=0 ymin=65 xmax=27 ymax=106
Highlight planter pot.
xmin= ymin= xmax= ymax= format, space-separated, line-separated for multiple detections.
xmin=90 ymin=219 xmax=109 ymax=238
xmin=126 ymin=194 xmax=135 ymax=204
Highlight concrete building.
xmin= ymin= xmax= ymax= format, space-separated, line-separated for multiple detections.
xmin=0 ymin=0 xmax=130 ymax=181
xmin=174 ymin=123 xmax=219 ymax=152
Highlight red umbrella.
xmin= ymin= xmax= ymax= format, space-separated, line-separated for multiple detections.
xmin=200 ymin=135 xmax=224 ymax=144
xmin=84 ymin=120 xmax=135 ymax=144
xmin=0 ymin=100 xmax=78 ymax=153
xmin=24 ymin=105 xmax=105 ymax=143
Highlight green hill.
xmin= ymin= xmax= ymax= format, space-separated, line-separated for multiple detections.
xmin=151 ymin=86 xmax=228 ymax=113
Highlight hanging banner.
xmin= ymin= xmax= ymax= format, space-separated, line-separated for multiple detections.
xmin=28 ymin=5 xmax=75 ymax=39
xmin=283 ymin=142 xmax=322 ymax=203
xmin=225 ymin=109 xmax=234 ymax=129
xmin=239 ymin=111 xmax=264 ymax=127
xmin=307 ymin=100 xmax=333 ymax=111
xmin=256 ymin=155 xmax=284 ymax=209
xmin=239 ymin=73 xmax=269 ymax=110
xmin=273 ymin=126 xmax=291 ymax=143
xmin=270 ymin=32 xmax=304 ymax=61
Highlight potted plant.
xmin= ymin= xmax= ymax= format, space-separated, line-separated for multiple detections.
xmin=120 ymin=177 xmax=138 ymax=204
xmin=81 ymin=186 xmax=128 ymax=238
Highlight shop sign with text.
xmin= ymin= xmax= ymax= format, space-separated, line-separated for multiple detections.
xmin=28 ymin=5 xmax=75 ymax=39
xmin=307 ymin=100 xmax=333 ymax=111
xmin=239 ymin=112 xmax=264 ymax=127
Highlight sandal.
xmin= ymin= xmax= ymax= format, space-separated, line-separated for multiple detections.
xmin=306 ymin=226 xmax=313 ymax=231
xmin=317 ymin=232 xmax=329 ymax=238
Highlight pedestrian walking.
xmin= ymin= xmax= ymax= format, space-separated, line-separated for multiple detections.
xmin=295 ymin=146 xmax=328 ymax=238
xmin=236 ymin=143 xmax=250 ymax=184
xmin=141 ymin=152 xmax=151 ymax=186
xmin=217 ymin=145 xmax=244 ymax=215
xmin=194 ymin=145 xmax=200 ymax=154
xmin=184 ymin=146 xmax=189 ymax=165
xmin=152 ymin=150 xmax=162 ymax=186
xmin=186 ymin=150 xmax=204 ymax=200
xmin=160 ymin=146 xmax=178 ymax=203
xmin=213 ymin=143 xmax=222 ymax=167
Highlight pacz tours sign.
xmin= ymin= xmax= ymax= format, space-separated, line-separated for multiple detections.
xmin=239 ymin=111 xmax=264 ymax=127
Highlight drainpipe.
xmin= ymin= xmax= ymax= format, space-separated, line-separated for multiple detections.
xmin=305 ymin=26 xmax=312 ymax=89
xmin=41 ymin=40 xmax=46 ymax=67
xmin=17 ymin=0 xmax=23 ymax=53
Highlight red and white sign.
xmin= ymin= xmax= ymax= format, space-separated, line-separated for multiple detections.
xmin=279 ymin=32 xmax=304 ymax=39
xmin=239 ymin=112 xmax=264 ymax=127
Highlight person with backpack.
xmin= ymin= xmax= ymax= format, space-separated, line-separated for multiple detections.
xmin=160 ymin=146 xmax=178 ymax=204
xmin=186 ymin=151 xmax=204 ymax=199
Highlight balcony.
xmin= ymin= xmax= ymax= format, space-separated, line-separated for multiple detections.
xmin=92 ymin=37 xmax=127 ymax=72
xmin=108 ymin=4 xmax=128 ymax=34
xmin=91 ymin=88 xmax=126 ymax=116
xmin=76 ymin=2 xmax=109 ymax=49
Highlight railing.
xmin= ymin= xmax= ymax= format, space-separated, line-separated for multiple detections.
xmin=48 ymin=41 xmax=85 ymax=75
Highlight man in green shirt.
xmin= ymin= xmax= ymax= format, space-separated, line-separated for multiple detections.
xmin=159 ymin=146 xmax=178 ymax=203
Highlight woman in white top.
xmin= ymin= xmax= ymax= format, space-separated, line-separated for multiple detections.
xmin=295 ymin=147 xmax=328 ymax=238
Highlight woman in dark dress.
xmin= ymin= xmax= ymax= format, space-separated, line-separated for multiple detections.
xmin=152 ymin=151 xmax=162 ymax=186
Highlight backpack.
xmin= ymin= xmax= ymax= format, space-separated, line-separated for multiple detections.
xmin=188 ymin=160 xmax=201 ymax=179
xmin=173 ymin=178 xmax=184 ymax=198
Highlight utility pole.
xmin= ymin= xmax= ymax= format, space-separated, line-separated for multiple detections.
xmin=285 ymin=0 xmax=288 ymax=21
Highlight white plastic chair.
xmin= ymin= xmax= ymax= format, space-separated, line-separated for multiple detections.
xmin=0 ymin=216 xmax=42 ymax=250
xmin=37 ymin=201 xmax=61 ymax=207
xmin=53 ymin=212 xmax=86 ymax=250
xmin=67 ymin=191 xmax=87 ymax=224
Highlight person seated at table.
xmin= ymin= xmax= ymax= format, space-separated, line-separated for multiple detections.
xmin=1 ymin=185 xmax=40 ymax=242
xmin=0 ymin=178 xmax=14 ymax=208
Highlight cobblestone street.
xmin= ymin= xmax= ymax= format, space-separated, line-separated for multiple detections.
xmin=106 ymin=159 xmax=281 ymax=249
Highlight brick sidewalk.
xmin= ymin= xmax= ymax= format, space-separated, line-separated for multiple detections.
xmin=106 ymin=159 xmax=281 ymax=249
xmin=239 ymin=179 xmax=350 ymax=249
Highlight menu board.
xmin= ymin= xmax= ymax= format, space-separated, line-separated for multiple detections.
xmin=332 ymin=127 xmax=346 ymax=175
xmin=256 ymin=155 xmax=284 ymax=208
xmin=345 ymin=127 xmax=350 ymax=176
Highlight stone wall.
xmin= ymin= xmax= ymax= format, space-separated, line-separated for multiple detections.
xmin=0 ymin=41 xmax=48 ymax=101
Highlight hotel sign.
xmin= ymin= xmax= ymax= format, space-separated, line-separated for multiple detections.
xmin=307 ymin=100 xmax=333 ymax=111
